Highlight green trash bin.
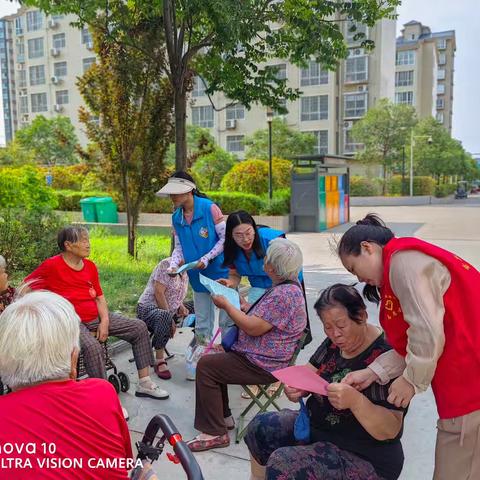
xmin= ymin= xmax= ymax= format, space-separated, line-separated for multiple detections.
xmin=93 ymin=197 xmax=118 ymax=223
xmin=79 ymin=197 xmax=98 ymax=223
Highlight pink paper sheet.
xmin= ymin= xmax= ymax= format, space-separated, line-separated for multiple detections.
xmin=272 ymin=365 xmax=329 ymax=395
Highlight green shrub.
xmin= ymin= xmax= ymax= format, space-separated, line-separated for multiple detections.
xmin=39 ymin=164 xmax=90 ymax=190
xmin=55 ymin=190 xmax=110 ymax=211
xmin=412 ymin=176 xmax=436 ymax=195
xmin=260 ymin=189 xmax=291 ymax=215
xmin=207 ymin=191 xmax=264 ymax=215
xmin=220 ymin=158 xmax=292 ymax=195
xmin=191 ymin=148 xmax=236 ymax=191
xmin=434 ymin=183 xmax=456 ymax=198
xmin=0 ymin=165 xmax=58 ymax=210
xmin=0 ymin=208 xmax=67 ymax=273
xmin=350 ymin=176 xmax=382 ymax=196
xmin=386 ymin=176 xmax=404 ymax=195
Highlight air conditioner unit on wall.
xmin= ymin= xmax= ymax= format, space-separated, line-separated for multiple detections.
xmin=50 ymin=48 xmax=59 ymax=57
xmin=53 ymin=104 xmax=63 ymax=112
xmin=343 ymin=120 xmax=354 ymax=129
xmin=226 ymin=119 xmax=236 ymax=129
xmin=86 ymin=41 xmax=94 ymax=50
xmin=48 ymin=19 xmax=58 ymax=29
xmin=357 ymin=85 xmax=368 ymax=92
xmin=51 ymin=75 xmax=61 ymax=84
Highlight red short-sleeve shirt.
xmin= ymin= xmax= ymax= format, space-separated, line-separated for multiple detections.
xmin=25 ymin=255 xmax=103 ymax=322
xmin=0 ymin=379 xmax=133 ymax=479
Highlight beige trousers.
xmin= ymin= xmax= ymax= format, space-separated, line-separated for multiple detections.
xmin=433 ymin=409 xmax=480 ymax=480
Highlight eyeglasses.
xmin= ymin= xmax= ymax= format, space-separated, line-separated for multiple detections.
xmin=232 ymin=228 xmax=255 ymax=241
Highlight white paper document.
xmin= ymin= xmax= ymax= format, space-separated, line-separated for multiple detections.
xmin=199 ymin=273 xmax=241 ymax=309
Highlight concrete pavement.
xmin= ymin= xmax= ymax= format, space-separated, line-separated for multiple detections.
xmin=114 ymin=196 xmax=480 ymax=480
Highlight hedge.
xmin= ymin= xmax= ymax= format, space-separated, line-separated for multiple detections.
xmin=207 ymin=191 xmax=265 ymax=215
xmin=55 ymin=190 xmax=111 ymax=211
xmin=434 ymin=183 xmax=457 ymax=198
xmin=350 ymin=176 xmax=383 ymax=196
xmin=351 ymin=175 xmax=437 ymax=196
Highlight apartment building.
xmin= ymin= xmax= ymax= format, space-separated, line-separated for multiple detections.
xmin=187 ymin=17 xmax=397 ymax=158
xmin=395 ymin=21 xmax=455 ymax=133
xmin=0 ymin=6 xmax=97 ymax=145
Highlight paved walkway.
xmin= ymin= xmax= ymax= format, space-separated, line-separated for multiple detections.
xmin=113 ymin=196 xmax=480 ymax=480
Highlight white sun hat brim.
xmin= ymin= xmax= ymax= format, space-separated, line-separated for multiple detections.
xmin=156 ymin=178 xmax=196 ymax=197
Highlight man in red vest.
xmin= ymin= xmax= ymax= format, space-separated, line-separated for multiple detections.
xmin=337 ymin=214 xmax=480 ymax=480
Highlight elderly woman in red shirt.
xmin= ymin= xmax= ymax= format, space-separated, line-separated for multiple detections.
xmin=0 ymin=290 xmax=157 ymax=480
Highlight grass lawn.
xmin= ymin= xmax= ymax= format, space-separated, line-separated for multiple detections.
xmin=86 ymin=227 xmax=171 ymax=315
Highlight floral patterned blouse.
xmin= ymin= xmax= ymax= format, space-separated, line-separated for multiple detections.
xmin=0 ymin=286 xmax=16 ymax=313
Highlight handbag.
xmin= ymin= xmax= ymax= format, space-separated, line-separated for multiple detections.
xmin=294 ymin=398 xmax=311 ymax=443
xmin=221 ymin=325 xmax=239 ymax=352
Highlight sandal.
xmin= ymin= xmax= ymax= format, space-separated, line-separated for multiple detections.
xmin=187 ymin=433 xmax=230 ymax=452
xmin=154 ymin=360 xmax=172 ymax=380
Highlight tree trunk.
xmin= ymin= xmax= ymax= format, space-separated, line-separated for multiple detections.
xmin=382 ymin=158 xmax=387 ymax=195
xmin=174 ymin=88 xmax=187 ymax=171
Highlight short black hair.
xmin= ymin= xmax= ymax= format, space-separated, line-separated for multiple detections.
xmin=57 ymin=226 xmax=89 ymax=252
xmin=314 ymin=283 xmax=367 ymax=325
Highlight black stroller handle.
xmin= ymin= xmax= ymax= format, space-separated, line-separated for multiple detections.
xmin=137 ymin=414 xmax=204 ymax=480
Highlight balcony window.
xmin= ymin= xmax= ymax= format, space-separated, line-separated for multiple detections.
xmin=226 ymin=135 xmax=244 ymax=153
xmin=26 ymin=11 xmax=43 ymax=32
xmin=395 ymin=91 xmax=414 ymax=105
xmin=192 ymin=105 xmax=214 ymax=128
xmin=345 ymin=51 xmax=367 ymax=82
xmin=27 ymin=37 xmax=44 ymax=59
xmin=31 ymin=92 xmax=48 ymax=112
xmin=395 ymin=70 xmax=414 ymax=87
xmin=344 ymin=92 xmax=367 ymax=118
xmin=29 ymin=64 xmax=45 ymax=86
xmin=396 ymin=50 xmax=415 ymax=66
xmin=226 ymin=103 xmax=245 ymax=121
xmin=301 ymin=95 xmax=328 ymax=121
xmin=300 ymin=60 xmax=328 ymax=86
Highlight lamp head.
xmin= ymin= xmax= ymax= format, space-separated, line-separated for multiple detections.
xmin=266 ymin=107 xmax=274 ymax=123
xmin=427 ymin=136 xmax=433 ymax=145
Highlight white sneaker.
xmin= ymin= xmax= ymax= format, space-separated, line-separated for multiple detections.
xmin=135 ymin=382 xmax=169 ymax=400
xmin=122 ymin=407 xmax=129 ymax=421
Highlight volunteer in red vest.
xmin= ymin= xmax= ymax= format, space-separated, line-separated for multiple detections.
xmin=336 ymin=213 xmax=480 ymax=480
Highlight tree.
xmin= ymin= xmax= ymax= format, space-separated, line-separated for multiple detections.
xmin=77 ymin=19 xmax=174 ymax=257
xmin=352 ymin=99 xmax=417 ymax=194
xmin=0 ymin=139 xmax=35 ymax=166
xmin=14 ymin=115 xmax=79 ymax=166
xmin=165 ymin=124 xmax=216 ymax=168
xmin=191 ymin=147 xmax=236 ymax=191
xmin=25 ymin=0 xmax=399 ymax=171
xmin=413 ymin=117 xmax=475 ymax=182
xmin=245 ymin=118 xmax=316 ymax=160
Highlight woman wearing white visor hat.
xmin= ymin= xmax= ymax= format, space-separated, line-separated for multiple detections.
xmin=157 ymin=172 xmax=231 ymax=342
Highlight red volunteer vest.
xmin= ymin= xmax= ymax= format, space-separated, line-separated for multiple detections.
xmin=380 ymin=237 xmax=480 ymax=419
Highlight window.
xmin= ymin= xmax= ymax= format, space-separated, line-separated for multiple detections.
xmin=19 ymin=96 xmax=28 ymax=114
xmin=192 ymin=76 xmax=207 ymax=97
xmin=311 ymin=130 xmax=328 ymax=155
xmin=52 ymin=33 xmax=65 ymax=49
xmin=301 ymin=95 xmax=328 ymax=121
xmin=300 ymin=61 xmax=328 ymax=86
xmin=55 ymin=90 xmax=69 ymax=105
xmin=395 ymin=91 xmax=414 ymax=105
xmin=191 ymin=105 xmax=214 ymax=128
xmin=437 ymin=83 xmax=445 ymax=95
xmin=344 ymin=92 xmax=367 ymax=118
xmin=438 ymin=53 xmax=446 ymax=65
xmin=396 ymin=50 xmax=415 ymax=66
xmin=17 ymin=43 xmax=25 ymax=56
xmin=15 ymin=17 xmax=23 ymax=35
xmin=437 ymin=69 xmax=446 ymax=80
xmin=52 ymin=14 xmax=64 ymax=21
xmin=82 ymin=57 xmax=96 ymax=73
xmin=54 ymin=61 xmax=67 ymax=77
xmin=345 ymin=50 xmax=368 ymax=82
xmin=395 ymin=70 xmax=414 ymax=87
xmin=436 ymin=112 xmax=444 ymax=123
xmin=437 ymin=39 xmax=447 ymax=50
xmin=268 ymin=63 xmax=287 ymax=80
xmin=436 ymin=97 xmax=445 ymax=109
xmin=226 ymin=135 xmax=244 ymax=153
xmin=226 ymin=103 xmax=245 ymax=120
xmin=344 ymin=128 xmax=362 ymax=154
xmin=31 ymin=92 xmax=47 ymax=112
xmin=26 ymin=11 xmax=43 ymax=32
xmin=29 ymin=65 xmax=45 ymax=86
xmin=28 ymin=37 xmax=44 ymax=59
xmin=81 ymin=27 xmax=93 ymax=45
xmin=346 ymin=20 xmax=367 ymax=43
xmin=18 ymin=69 xmax=27 ymax=88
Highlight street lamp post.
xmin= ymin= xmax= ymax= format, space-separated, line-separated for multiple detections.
xmin=409 ymin=130 xmax=433 ymax=197
xmin=401 ymin=145 xmax=406 ymax=196
xmin=266 ymin=107 xmax=274 ymax=201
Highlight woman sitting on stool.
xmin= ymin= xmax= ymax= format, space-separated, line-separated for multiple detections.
xmin=137 ymin=257 xmax=194 ymax=379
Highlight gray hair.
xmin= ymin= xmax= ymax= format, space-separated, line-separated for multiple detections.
xmin=0 ymin=255 xmax=6 ymax=270
xmin=265 ymin=238 xmax=303 ymax=281
xmin=57 ymin=225 xmax=89 ymax=251
xmin=0 ymin=291 xmax=80 ymax=389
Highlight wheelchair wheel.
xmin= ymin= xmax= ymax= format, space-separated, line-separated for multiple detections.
xmin=108 ymin=373 xmax=121 ymax=394
xmin=118 ymin=372 xmax=130 ymax=393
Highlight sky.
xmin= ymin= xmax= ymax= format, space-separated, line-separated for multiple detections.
xmin=0 ymin=0 xmax=478 ymax=153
